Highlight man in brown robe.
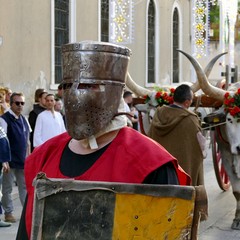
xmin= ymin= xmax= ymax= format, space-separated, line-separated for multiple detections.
xmin=148 ymin=84 xmax=205 ymax=186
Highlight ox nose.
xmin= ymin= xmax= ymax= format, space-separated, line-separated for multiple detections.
xmin=237 ymin=146 xmax=240 ymax=154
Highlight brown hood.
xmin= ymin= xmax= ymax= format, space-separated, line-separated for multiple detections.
xmin=150 ymin=105 xmax=197 ymax=136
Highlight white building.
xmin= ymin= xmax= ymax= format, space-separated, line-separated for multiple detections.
xmin=0 ymin=0 xmax=239 ymax=114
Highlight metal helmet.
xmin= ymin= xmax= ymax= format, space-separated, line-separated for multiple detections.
xmin=61 ymin=41 xmax=131 ymax=140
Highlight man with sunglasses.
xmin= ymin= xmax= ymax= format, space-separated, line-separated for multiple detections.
xmin=0 ymin=92 xmax=31 ymax=223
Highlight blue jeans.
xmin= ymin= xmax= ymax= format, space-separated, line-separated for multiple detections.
xmin=1 ymin=169 xmax=26 ymax=215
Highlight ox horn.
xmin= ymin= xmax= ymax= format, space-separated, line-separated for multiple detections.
xmin=190 ymin=52 xmax=228 ymax=93
xmin=177 ymin=50 xmax=227 ymax=101
xmin=126 ymin=51 xmax=227 ymax=98
xmin=126 ymin=72 xmax=152 ymax=96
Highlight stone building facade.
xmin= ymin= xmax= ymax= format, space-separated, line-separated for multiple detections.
xmin=0 ymin=0 xmax=237 ymax=114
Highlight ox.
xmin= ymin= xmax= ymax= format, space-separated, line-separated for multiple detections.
xmin=177 ymin=50 xmax=240 ymax=230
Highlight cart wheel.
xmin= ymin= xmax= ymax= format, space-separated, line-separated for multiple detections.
xmin=210 ymin=130 xmax=230 ymax=191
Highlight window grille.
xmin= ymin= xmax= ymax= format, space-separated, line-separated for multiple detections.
xmin=55 ymin=0 xmax=69 ymax=84
xmin=101 ymin=0 xmax=109 ymax=42
xmin=148 ymin=0 xmax=155 ymax=84
xmin=172 ymin=8 xmax=179 ymax=83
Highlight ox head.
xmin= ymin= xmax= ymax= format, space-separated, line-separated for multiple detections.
xmin=134 ymin=103 xmax=156 ymax=135
xmin=178 ymin=50 xmax=240 ymax=156
xmin=226 ymin=114 xmax=240 ymax=154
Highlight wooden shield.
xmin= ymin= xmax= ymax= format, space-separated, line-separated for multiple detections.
xmin=31 ymin=173 xmax=196 ymax=240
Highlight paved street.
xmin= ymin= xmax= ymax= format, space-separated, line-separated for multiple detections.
xmin=198 ymin=143 xmax=240 ymax=239
xmin=1 ymin=141 xmax=240 ymax=239
xmin=0 ymin=187 xmax=22 ymax=240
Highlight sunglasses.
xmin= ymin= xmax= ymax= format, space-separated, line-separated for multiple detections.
xmin=14 ymin=101 xmax=25 ymax=106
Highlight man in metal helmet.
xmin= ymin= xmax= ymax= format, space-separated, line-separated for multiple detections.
xmin=61 ymin=41 xmax=130 ymax=146
xmin=17 ymin=41 xmax=190 ymax=239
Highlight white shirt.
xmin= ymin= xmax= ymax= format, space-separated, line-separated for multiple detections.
xmin=124 ymin=101 xmax=134 ymax=127
xmin=124 ymin=102 xmax=131 ymax=112
xmin=33 ymin=110 xmax=66 ymax=147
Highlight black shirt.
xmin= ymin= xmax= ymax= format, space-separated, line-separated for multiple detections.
xmin=60 ymin=143 xmax=179 ymax=185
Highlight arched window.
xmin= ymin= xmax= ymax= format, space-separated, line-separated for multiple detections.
xmin=101 ymin=0 xmax=109 ymax=42
xmin=148 ymin=0 xmax=155 ymax=84
xmin=55 ymin=0 xmax=69 ymax=84
xmin=172 ymin=7 xmax=179 ymax=83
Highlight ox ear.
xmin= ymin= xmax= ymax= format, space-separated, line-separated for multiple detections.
xmin=135 ymin=103 xmax=150 ymax=113
xmin=204 ymin=111 xmax=226 ymax=124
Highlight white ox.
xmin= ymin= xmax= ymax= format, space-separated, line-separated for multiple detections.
xmin=178 ymin=50 xmax=240 ymax=230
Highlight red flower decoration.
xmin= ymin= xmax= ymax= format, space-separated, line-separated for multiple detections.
xmin=145 ymin=87 xmax=175 ymax=106
xmin=155 ymin=92 xmax=162 ymax=98
xmin=224 ymin=88 xmax=240 ymax=118
xmin=224 ymin=92 xmax=230 ymax=98
xmin=170 ymin=88 xmax=175 ymax=94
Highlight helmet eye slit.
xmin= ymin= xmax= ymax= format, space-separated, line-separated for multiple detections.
xmin=63 ymin=83 xmax=73 ymax=90
xmin=77 ymin=84 xmax=105 ymax=92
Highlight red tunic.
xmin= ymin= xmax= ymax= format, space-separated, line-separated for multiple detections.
xmin=24 ymin=127 xmax=190 ymax=237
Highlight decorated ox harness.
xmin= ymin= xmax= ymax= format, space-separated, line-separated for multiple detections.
xmin=204 ymin=111 xmax=229 ymax=145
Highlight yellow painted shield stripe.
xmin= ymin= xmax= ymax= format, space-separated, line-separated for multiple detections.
xmin=112 ymin=193 xmax=195 ymax=239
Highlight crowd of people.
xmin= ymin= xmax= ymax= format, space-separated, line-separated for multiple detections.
xmin=0 ymin=85 xmax=66 ymax=228
xmin=0 ymin=41 xmax=207 ymax=239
